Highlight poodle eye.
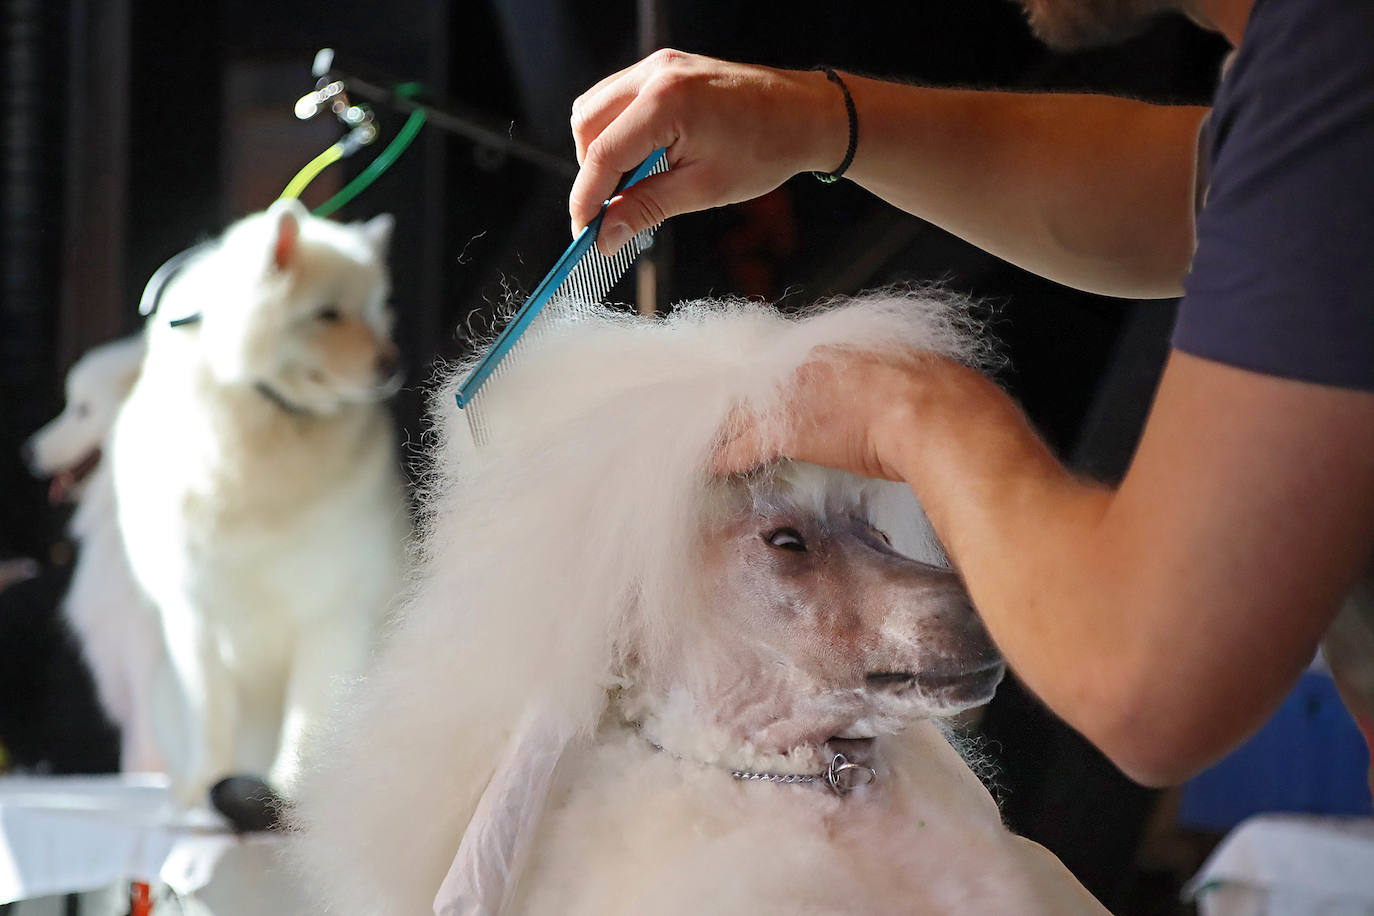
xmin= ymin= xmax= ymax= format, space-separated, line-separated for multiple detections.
xmin=316 ymin=306 xmax=342 ymax=323
xmin=873 ymin=527 xmax=891 ymax=546
xmin=765 ymin=527 xmax=807 ymax=552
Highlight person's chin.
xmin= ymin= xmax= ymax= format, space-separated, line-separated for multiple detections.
xmin=1020 ymin=0 xmax=1160 ymax=52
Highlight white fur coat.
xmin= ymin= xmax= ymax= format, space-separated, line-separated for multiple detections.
xmin=292 ymin=293 xmax=1106 ymax=915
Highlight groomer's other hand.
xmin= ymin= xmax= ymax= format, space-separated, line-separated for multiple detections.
xmin=716 ymin=349 xmax=1023 ymax=487
xmin=713 ymin=350 xmax=971 ymax=482
xmin=570 ymin=50 xmax=849 ymax=255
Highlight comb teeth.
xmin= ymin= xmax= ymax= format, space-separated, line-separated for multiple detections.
xmin=457 ymin=150 xmax=668 ymax=448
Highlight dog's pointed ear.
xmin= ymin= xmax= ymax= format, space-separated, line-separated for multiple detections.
xmin=361 ymin=213 xmax=394 ymax=256
xmin=433 ymin=705 xmax=574 ymax=916
xmin=267 ymin=198 xmax=309 ymax=271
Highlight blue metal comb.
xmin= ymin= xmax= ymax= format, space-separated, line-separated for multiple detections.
xmin=456 ymin=148 xmax=669 ymax=444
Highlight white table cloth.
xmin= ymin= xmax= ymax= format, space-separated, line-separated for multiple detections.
xmin=1186 ymin=813 xmax=1374 ymax=916
xmin=0 ymin=774 xmax=306 ymax=912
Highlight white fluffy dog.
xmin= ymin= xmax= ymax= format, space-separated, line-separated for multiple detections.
xmin=24 ymin=334 xmax=170 ymax=771
xmin=111 ymin=199 xmax=410 ymax=804
xmin=293 ymin=294 xmax=1108 ymax=915
xmin=26 ymin=334 xmax=144 ymax=504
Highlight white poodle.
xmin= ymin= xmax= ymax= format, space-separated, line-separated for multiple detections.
xmin=111 ymin=199 xmax=410 ymax=804
xmin=24 ymin=334 xmax=170 ymax=772
xmin=293 ymin=293 xmax=1108 ymax=915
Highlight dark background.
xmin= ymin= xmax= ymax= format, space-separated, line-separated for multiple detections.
xmin=1 ymin=0 xmax=1229 ymax=911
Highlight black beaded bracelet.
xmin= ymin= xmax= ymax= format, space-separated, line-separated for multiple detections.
xmin=811 ymin=66 xmax=858 ymax=183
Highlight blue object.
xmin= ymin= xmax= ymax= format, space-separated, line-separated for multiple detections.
xmin=455 ymin=148 xmax=667 ymax=410
xmin=1177 ymin=670 xmax=1373 ymax=832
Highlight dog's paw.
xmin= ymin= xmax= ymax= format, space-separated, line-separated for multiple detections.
xmin=209 ymin=774 xmax=287 ymax=833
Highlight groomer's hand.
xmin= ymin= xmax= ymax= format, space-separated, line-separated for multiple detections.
xmin=713 ymin=349 xmax=1003 ymax=484
xmin=570 ymin=50 xmax=849 ymax=255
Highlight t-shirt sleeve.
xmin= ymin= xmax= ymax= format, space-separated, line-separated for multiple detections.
xmin=1175 ymin=0 xmax=1374 ymax=391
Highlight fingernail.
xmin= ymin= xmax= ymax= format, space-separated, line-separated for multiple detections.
xmin=598 ymin=222 xmax=631 ymax=256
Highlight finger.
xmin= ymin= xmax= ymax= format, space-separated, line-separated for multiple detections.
xmin=571 ymin=55 xmax=668 ymax=166
xmin=568 ymin=93 xmax=678 ymax=235
xmin=572 ymin=93 xmax=634 ymax=171
xmin=714 ymin=401 xmax=791 ymax=477
xmin=713 ymin=425 xmax=777 ymax=476
xmin=575 ymin=48 xmax=688 ymax=120
xmin=595 ymin=167 xmax=715 ymax=255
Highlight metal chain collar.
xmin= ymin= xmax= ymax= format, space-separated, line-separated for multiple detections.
xmin=731 ymin=752 xmax=877 ymax=797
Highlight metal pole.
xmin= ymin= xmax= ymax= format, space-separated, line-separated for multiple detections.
xmin=635 ymin=0 xmax=669 ymax=315
xmin=323 ymin=67 xmax=578 ymax=181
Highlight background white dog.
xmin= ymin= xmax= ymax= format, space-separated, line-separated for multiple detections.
xmin=112 ymin=199 xmax=410 ymax=805
xmin=23 ymin=334 xmax=171 ymax=772
xmin=293 ymin=294 xmax=1106 ymax=915
xmin=25 ymin=334 xmax=144 ymax=505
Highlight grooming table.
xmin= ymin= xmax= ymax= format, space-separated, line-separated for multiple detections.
xmin=0 ymin=774 xmax=307 ymax=914
xmin=1185 ymin=813 xmax=1374 ymax=915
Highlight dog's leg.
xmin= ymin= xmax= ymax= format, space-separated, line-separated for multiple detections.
xmin=159 ymin=601 xmax=237 ymax=806
xmin=270 ymin=619 xmax=373 ymax=794
xmin=120 ymin=605 xmax=172 ymax=773
xmin=233 ymin=663 xmax=288 ymax=777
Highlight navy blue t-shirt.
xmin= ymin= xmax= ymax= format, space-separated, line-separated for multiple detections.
xmin=1175 ymin=0 xmax=1374 ymax=391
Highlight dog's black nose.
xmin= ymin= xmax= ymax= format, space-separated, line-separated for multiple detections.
xmin=376 ymin=346 xmax=401 ymax=380
xmin=865 ymin=671 xmax=916 ymax=690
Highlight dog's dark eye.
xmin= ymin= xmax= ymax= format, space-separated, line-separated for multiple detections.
xmin=765 ymin=527 xmax=807 ymax=552
xmin=316 ymin=306 xmax=342 ymax=323
xmin=873 ymin=527 xmax=891 ymax=546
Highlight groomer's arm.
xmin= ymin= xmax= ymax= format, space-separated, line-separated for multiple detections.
xmin=719 ymin=350 xmax=1374 ymax=785
xmin=571 ymin=50 xmax=1206 ymax=298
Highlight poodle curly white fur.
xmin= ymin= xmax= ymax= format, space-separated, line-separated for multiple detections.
xmin=292 ymin=292 xmax=1107 ymax=915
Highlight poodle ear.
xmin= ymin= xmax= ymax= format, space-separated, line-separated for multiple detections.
xmin=266 ymin=197 xmax=309 ymax=271
xmin=361 ymin=213 xmax=395 ymax=256
xmin=433 ymin=705 xmax=573 ymax=916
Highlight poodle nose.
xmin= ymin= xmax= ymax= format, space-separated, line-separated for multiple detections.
xmin=375 ymin=345 xmax=401 ymax=379
xmin=865 ymin=671 xmax=916 ymax=691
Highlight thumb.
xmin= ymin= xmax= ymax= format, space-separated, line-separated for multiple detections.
xmin=595 ymin=169 xmax=703 ymax=256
